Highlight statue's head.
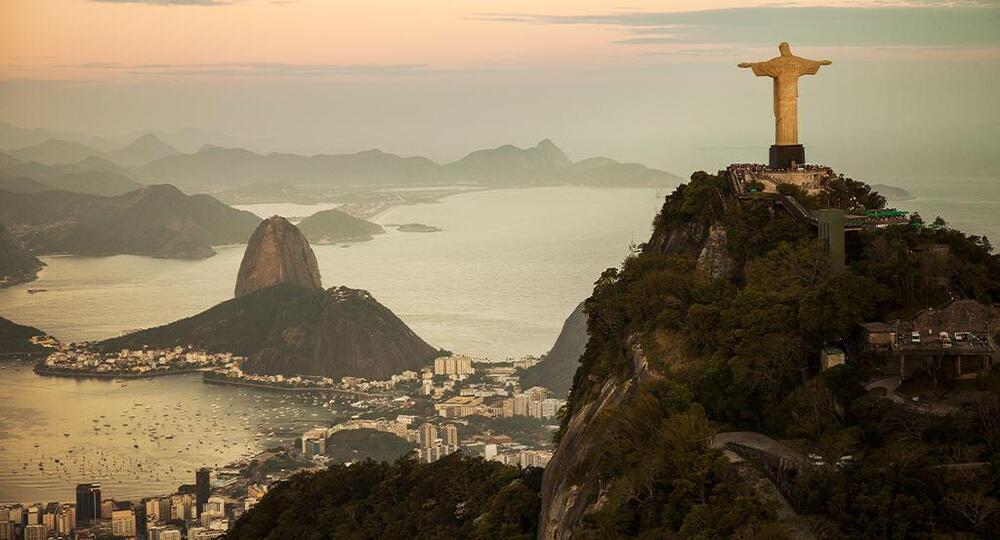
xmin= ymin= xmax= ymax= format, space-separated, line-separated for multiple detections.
xmin=779 ymin=42 xmax=792 ymax=56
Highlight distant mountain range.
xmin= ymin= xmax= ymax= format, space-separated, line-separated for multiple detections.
xmin=0 ymin=152 xmax=144 ymax=197
xmin=0 ymin=184 xmax=261 ymax=259
xmin=1 ymin=122 xmax=680 ymax=196
xmin=136 ymin=138 xmax=679 ymax=190
xmin=5 ymin=134 xmax=180 ymax=168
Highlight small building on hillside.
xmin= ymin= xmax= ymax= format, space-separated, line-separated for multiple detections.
xmin=860 ymin=299 xmax=994 ymax=379
xmin=821 ymin=347 xmax=846 ymax=370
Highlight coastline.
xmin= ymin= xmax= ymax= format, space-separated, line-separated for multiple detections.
xmin=203 ymin=373 xmax=384 ymax=398
xmin=33 ymin=364 xmax=208 ymax=380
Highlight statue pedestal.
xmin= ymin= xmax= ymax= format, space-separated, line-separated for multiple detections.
xmin=769 ymin=144 xmax=805 ymax=169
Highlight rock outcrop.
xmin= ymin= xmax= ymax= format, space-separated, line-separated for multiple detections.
xmin=696 ymin=223 xmax=733 ymax=280
xmin=519 ymin=301 xmax=588 ymax=397
xmin=103 ymin=216 xmax=436 ymax=378
xmin=235 ymin=216 xmax=323 ymax=298
xmin=537 ymin=335 xmax=655 ymax=539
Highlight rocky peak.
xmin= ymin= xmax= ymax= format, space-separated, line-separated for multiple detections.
xmin=234 ymin=216 xmax=322 ymax=298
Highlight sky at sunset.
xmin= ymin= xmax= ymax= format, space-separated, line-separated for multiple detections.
xmin=2 ymin=0 xmax=998 ymax=177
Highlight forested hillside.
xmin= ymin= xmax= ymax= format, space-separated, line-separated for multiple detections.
xmin=544 ymin=171 xmax=1000 ymax=538
xmin=226 ymin=455 xmax=541 ymax=539
xmin=229 ymin=171 xmax=1000 ymax=539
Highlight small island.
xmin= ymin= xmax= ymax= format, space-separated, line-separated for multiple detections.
xmin=393 ymin=223 xmax=442 ymax=233
xmin=872 ymin=183 xmax=914 ymax=201
xmin=296 ymin=208 xmax=384 ymax=244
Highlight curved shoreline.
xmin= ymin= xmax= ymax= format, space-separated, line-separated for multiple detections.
xmin=202 ymin=375 xmax=334 ymax=392
xmin=33 ymin=365 xmax=207 ymax=380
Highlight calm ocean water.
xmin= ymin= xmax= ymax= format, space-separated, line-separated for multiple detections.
xmin=871 ymin=176 xmax=1000 ymax=243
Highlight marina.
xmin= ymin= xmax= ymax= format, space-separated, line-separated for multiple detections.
xmin=0 ymin=361 xmax=340 ymax=503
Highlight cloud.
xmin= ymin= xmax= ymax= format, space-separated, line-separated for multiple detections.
xmin=474 ymin=5 xmax=1000 ymax=49
xmin=90 ymin=0 xmax=233 ymax=5
xmin=63 ymin=62 xmax=431 ymax=77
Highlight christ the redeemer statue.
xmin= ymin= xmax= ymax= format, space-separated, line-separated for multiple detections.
xmin=739 ymin=42 xmax=831 ymax=169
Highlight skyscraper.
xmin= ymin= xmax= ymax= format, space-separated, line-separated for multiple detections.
xmin=444 ymin=424 xmax=459 ymax=447
xmin=420 ymin=423 xmax=437 ymax=448
xmin=196 ymin=468 xmax=211 ymax=515
xmin=75 ymin=483 xmax=101 ymax=526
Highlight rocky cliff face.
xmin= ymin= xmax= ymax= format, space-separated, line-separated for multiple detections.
xmin=235 ymin=216 xmax=323 ymax=298
xmin=695 ymin=223 xmax=733 ymax=280
xmin=538 ymin=187 xmax=728 ymax=537
xmin=537 ymin=335 xmax=655 ymax=539
xmin=646 ymin=218 xmax=710 ymax=257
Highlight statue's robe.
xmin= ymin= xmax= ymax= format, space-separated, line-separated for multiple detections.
xmin=747 ymin=56 xmax=825 ymax=146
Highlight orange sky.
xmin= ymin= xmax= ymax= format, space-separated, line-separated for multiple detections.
xmin=1 ymin=0 xmax=899 ymax=80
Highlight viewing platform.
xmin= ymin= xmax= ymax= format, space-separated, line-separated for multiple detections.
xmin=725 ymin=163 xmax=910 ymax=231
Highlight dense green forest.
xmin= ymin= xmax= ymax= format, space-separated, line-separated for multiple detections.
xmin=225 ymin=455 xmax=541 ymax=539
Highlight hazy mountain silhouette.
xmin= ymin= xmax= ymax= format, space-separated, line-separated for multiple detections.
xmin=0 ymin=151 xmax=144 ymax=196
xmin=9 ymin=139 xmax=103 ymax=165
xmin=0 ymin=171 xmax=143 ymax=197
xmin=103 ymin=133 xmax=180 ymax=166
xmin=0 ymin=121 xmax=118 ymax=153
xmin=137 ymin=139 xmax=679 ymax=189
xmin=444 ymin=139 xmax=572 ymax=183
xmin=0 ymin=184 xmax=260 ymax=259
xmin=138 ymin=145 xmax=443 ymax=188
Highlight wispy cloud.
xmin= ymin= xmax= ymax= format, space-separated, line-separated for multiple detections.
xmin=90 ymin=0 xmax=233 ymax=5
xmin=474 ymin=5 xmax=1000 ymax=49
xmin=60 ymin=62 xmax=431 ymax=77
